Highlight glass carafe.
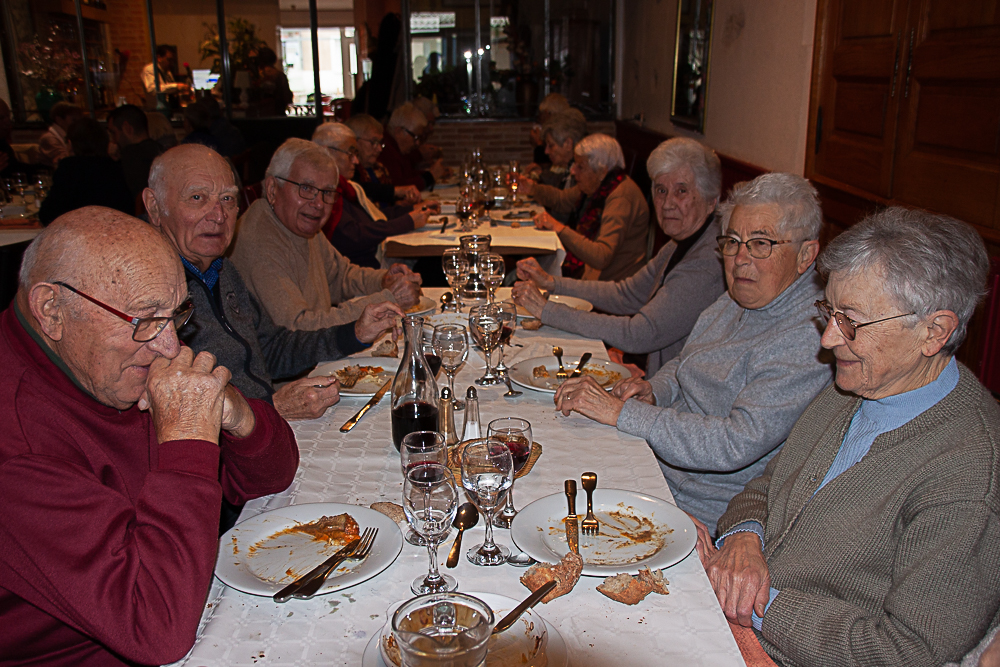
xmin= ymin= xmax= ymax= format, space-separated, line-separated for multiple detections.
xmin=391 ymin=316 xmax=440 ymax=451
xmin=459 ymin=235 xmax=491 ymax=305
xmin=391 ymin=592 xmax=494 ymax=667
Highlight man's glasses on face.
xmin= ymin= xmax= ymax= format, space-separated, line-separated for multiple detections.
xmin=54 ymin=282 xmax=194 ymax=342
xmin=716 ymin=235 xmax=801 ymax=260
xmin=360 ymin=136 xmax=385 ymax=149
xmin=402 ymin=127 xmax=423 ymax=144
xmin=276 ymin=176 xmax=338 ymax=204
xmin=327 ymin=145 xmax=361 ymax=160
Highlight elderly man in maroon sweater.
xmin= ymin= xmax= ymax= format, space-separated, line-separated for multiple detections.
xmin=0 ymin=207 xmax=298 ymax=665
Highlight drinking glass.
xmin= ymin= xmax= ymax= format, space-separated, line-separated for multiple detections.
xmin=433 ymin=325 xmax=468 ymax=410
xmin=478 ymin=253 xmax=505 ymax=304
xmin=493 ymin=300 xmax=516 ymax=379
xmin=391 ymin=592 xmax=493 ymax=667
xmin=468 ymin=304 xmax=502 ymax=386
xmin=403 ymin=463 xmax=459 ymax=594
xmin=441 ymin=249 xmax=469 ymax=308
xmin=460 ymin=438 xmax=513 ymax=566
xmin=400 ymin=431 xmax=449 ymax=546
xmin=456 ymin=189 xmax=474 ymax=231
xmin=488 ymin=418 xmax=533 ymax=528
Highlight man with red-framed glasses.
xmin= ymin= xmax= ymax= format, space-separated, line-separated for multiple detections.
xmin=0 ymin=207 xmax=298 ymax=665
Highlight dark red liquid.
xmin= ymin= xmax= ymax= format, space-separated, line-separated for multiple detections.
xmin=457 ymin=211 xmax=471 ymax=220
xmin=391 ymin=401 xmax=439 ymax=451
xmin=424 ymin=353 xmax=442 ymax=376
xmin=484 ymin=200 xmax=496 ymax=210
xmin=498 ymin=435 xmax=532 ymax=472
xmin=405 ymin=463 xmax=448 ymax=484
xmin=500 ymin=326 xmax=513 ymax=345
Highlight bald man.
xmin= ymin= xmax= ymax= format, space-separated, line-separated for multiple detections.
xmin=0 ymin=207 xmax=297 ymax=665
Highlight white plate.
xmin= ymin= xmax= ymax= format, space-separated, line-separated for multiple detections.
xmin=215 ymin=503 xmax=403 ymax=597
xmin=515 ymin=293 xmax=592 ymax=319
xmin=309 ymin=357 xmax=399 ymax=397
xmin=510 ymin=489 xmax=696 ymax=576
xmin=362 ymin=592 xmax=568 ymax=667
xmin=508 ymin=356 xmax=629 ymax=394
xmin=404 ymin=296 xmax=437 ymax=317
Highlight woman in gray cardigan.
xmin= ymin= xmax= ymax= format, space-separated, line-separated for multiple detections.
xmin=553 ymin=173 xmax=833 ymax=535
xmin=512 ymin=138 xmax=726 ymax=376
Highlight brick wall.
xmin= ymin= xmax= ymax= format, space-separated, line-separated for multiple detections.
xmin=104 ymin=0 xmax=152 ymax=108
xmin=430 ymin=119 xmax=616 ymax=167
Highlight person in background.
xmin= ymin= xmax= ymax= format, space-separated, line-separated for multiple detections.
xmin=552 ymin=173 xmax=832 ymax=534
xmin=37 ymin=102 xmax=83 ymax=169
xmin=530 ymin=93 xmax=571 ymax=166
xmin=519 ymin=133 xmax=649 ymax=281
xmin=142 ymin=45 xmax=189 ymax=110
xmin=533 ymin=109 xmax=587 ymax=191
xmin=345 ymin=113 xmax=421 ymax=208
xmin=411 ymin=95 xmax=443 ymax=164
xmin=200 ymin=96 xmax=246 ymax=158
xmin=707 ymin=207 xmax=999 ymax=667
xmin=381 ymin=102 xmax=446 ymax=191
xmin=311 ymin=123 xmax=438 ymax=269
xmin=0 ymin=206 xmax=297 ymax=664
xmin=107 ymin=104 xmax=164 ymax=200
xmin=513 ymin=137 xmax=726 ymax=377
xmin=145 ymin=110 xmax=180 ymax=152
xmin=39 ymin=118 xmax=134 ymax=225
xmin=180 ymin=102 xmax=221 ymax=152
xmin=254 ymin=46 xmax=293 ymax=117
xmin=0 ymin=99 xmax=37 ymax=177
xmin=229 ymin=138 xmax=421 ymax=330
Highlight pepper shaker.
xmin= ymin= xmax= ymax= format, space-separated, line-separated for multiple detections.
xmin=438 ymin=386 xmax=459 ymax=446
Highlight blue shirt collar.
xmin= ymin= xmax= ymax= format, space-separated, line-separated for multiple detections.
xmin=859 ymin=357 xmax=959 ymax=428
xmin=181 ymin=256 xmax=224 ymax=291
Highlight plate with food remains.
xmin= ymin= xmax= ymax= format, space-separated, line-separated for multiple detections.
xmin=216 ymin=502 xmax=403 ymax=597
xmin=404 ymin=296 xmax=437 ymax=317
xmin=309 ymin=357 xmax=400 ymax=397
xmin=509 ymin=489 xmax=696 ymax=576
xmin=507 ymin=356 xmax=629 ymax=394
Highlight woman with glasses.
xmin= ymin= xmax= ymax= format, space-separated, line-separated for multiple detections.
xmin=345 ymin=114 xmax=422 ymax=208
xmin=513 ymin=138 xmax=726 ymax=377
xmin=707 ymin=208 xmax=1000 ymax=667
xmin=552 ymin=172 xmax=832 ymax=537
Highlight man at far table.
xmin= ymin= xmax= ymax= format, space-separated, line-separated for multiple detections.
xmin=0 ymin=207 xmax=298 ymax=665
xmin=707 ymin=208 xmax=1000 ymax=667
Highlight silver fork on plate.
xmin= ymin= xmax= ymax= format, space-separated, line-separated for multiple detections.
xmin=291 ymin=527 xmax=378 ymax=599
xmin=580 ymin=472 xmax=600 ymax=536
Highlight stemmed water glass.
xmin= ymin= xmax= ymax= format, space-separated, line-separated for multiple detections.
xmin=493 ymin=300 xmax=516 ymax=379
xmin=469 ymin=304 xmax=502 ymax=386
xmin=460 ymin=438 xmax=514 ymax=566
xmin=478 ymin=253 xmax=505 ymax=304
xmin=488 ymin=418 xmax=533 ymax=529
xmin=403 ymin=462 xmax=459 ymax=594
xmin=441 ymin=248 xmax=469 ymax=309
xmin=433 ymin=324 xmax=468 ymax=410
xmin=400 ymin=431 xmax=448 ymax=546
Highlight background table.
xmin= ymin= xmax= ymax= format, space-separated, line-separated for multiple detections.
xmin=173 ymin=288 xmax=745 ymax=667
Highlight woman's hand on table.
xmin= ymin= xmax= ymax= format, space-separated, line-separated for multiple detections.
xmin=611 ymin=376 xmax=656 ymax=405
xmin=395 ymin=185 xmax=421 ymax=205
xmin=272 ymin=376 xmax=340 ymax=421
xmin=533 ymin=211 xmax=565 ymax=234
xmin=410 ymin=201 xmax=440 ymax=229
xmin=705 ymin=532 xmax=771 ymax=628
xmin=553 ymin=375 xmax=625 ymax=426
xmin=356 ymin=301 xmax=406 ymax=341
xmin=511 ymin=280 xmax=547 ymax=319
xmin=515 ymin=257 xmax=555 ymax=291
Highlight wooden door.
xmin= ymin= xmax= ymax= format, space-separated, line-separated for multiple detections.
xmin=891 ymin=0 xmax=1000 ymax=228
xmin=810 ymin=0 xmax=908 ymax=197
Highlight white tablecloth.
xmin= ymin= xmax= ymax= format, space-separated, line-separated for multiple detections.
xmin=173 ymin=289 xmax=745 ymax=667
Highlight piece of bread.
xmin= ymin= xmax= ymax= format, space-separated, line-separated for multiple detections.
xmin=371 ymin=338 xmax=399 ymax=358
xmin=369 ymin=502 xmax=405 ymax=524
xmin=637 ymin=566 xmax=669 ymax=596
xmin=597 ymin=572 xmax=651 ymax=605
xmin=521 ymin=318 xmax=543 ymax=331
xmin=519 ymin=551 xmax=584 ymax=602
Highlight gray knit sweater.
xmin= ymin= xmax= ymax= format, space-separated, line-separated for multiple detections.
xmin=616 ymin=267 xmax=832 ymax=534
xmin=541 ymin=217 xmax=724 ymax=376
xmin=718 ymin=366 xmax=1000 ymax=667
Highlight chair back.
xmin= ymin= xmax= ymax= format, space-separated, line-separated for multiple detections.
xmin=977 ymin=257 xmax=1000 ymax=395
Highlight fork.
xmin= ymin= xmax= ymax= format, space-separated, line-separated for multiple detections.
xmin=291 ymin=527 xmax=378 ymax=599
xmin=553 ymin=346 xmax=568 ymax=380
xmin=580 ymin=472 xmax=600 ymax=536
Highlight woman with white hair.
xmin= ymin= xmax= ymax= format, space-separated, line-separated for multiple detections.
xmin=513 ymin=137 xmax=726 ymax=375
xmin=520 ymin=133 xmax=649 ymax=281
xmin=551 ymin=172 xmax=832 ymax=535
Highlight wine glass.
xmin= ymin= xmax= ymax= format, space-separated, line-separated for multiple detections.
xmin=469 ymin=304 xmax=502 ymax=386
xmin=403 ymin=463 xmax=459 ymax=594
xmin=493 ymin=300 xmax=516 ymax=379
xmin=441 ymin=248 xmax=469 ymax=308
xmin=478 ymin=253 xmax=505 ymax=304
xmin=400 ymin=431 xmax=449 ymax=546
xmin=456 ymin=189 xmax=474 ymax=232
xmin=488 ymin=418 xmax=532 ymax=529
xmin=460 ymin=438 xmax=513 ymax=566
xmin=433 ymin=324 xmax=468 ymax=410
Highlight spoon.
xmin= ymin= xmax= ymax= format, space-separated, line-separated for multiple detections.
xmin=502 ymin=374 xmax=522 ymax=398
xmin=553 ymin=346 xmax=567 ymax=379
xmin=446 ymin=502 xmax=479 ymax=568
xmin=439 ymin=291 xmax=455 ymax=312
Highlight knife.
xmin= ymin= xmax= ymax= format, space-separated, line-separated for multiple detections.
xmin=273 ymin=537 xmax=361 ymax=603
xmin=564 ymin=479 xmax=579 ymax=555
xmin=492 ymin=581 xmax=557 ymax=634
xmin=439 ymin=217 xmax=449 ymax=233
xmin=340 ymin=380 xmax=391 ymax=432
xmin=569 ymin=353 xmax=593 ymax=379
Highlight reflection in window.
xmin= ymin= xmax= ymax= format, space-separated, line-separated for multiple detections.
xmin=280 ymin=27 xmax=357 ymax=115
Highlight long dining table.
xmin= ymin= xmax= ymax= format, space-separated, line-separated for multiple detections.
xmin=172 ymin=287 xmax=746 ymax=667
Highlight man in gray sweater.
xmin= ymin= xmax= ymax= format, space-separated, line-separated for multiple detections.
xmin=554 ymin=173 xmax=833 ymax=534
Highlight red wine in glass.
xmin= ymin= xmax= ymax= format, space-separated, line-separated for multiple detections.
xmin=500 ymin=326 xmax=513 ymax=345
xmin=499 ymin=434 xmax=532 ymax=472
xmin=391 ymin=401 xmax=439 ymax=450
xmin=424 ymin=353 xmax=442 ymax=376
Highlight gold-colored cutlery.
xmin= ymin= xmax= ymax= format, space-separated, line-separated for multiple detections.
xmin=580 ymin=472 xmax=600 ymax=536
xmin=553 ymin=346 xmax=568 ymax=380
xmin=564 ymin=479 xmax=579 ymax=554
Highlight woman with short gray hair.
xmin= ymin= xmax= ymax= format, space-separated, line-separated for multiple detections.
xmin=520 ymin=133 xmax=649 ymax=281
xmin=709 ymin=207 xmax=999 ymax=666
xmin=534 ymin=109 xmax=588 ymax=191
xmin=514 ymin=136 xmax=726 ymax=375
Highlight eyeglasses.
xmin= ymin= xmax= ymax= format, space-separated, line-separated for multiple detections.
xmin=716 ymin=235 xmax=801 ymax=259
xmin=54 ymin=281 xmax=194 ymax=342
xmin=814 ymin=300 xmax=915 ymax=341
xmin=327 ymin=145 xmax=361 ymax=160
xmin=276 ymin=176 xmax=338 ymax=204
xmin=402 ymin=127 xmax=423 ymax=144
xmin=359 ymin=137 xmax=385 ymax=149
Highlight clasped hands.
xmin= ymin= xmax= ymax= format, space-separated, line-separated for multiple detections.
xmin=382 ymin=263 xmax=423 ymax=309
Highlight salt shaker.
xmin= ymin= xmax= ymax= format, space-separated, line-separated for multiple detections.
xmin=438 ymin=386 xmax=459 ymax=446
xmin=461 ymin=386 xmax=481 ymax=440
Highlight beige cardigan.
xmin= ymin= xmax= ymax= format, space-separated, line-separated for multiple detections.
xmin=229 ymin=199 xmax=395 ymax=331
xmin=531 ymin=176 xmax=649 ymax=281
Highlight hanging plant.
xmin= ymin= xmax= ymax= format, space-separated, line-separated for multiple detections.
xmin=199 ymin=17 xmax=267 ymax=74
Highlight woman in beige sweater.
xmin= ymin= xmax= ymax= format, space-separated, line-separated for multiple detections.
xmin=521 ymin=133 xmax=649 ymax=281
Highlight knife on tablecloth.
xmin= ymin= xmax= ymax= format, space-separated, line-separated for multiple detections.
xmin=340 ymin=380 xmax=391 ymax=432
xmin=564 ymin=479 xmax=579 ymax=554
xmin=273 ymin=537 xmax=361 ymax=603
